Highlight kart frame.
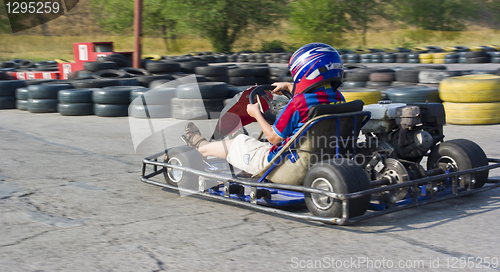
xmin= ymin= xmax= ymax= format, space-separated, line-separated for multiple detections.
xmin=141 ymin=151 xmax=500 ymax=226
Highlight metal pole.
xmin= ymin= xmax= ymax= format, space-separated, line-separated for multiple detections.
xmin=133 ymin=0 xmax=143 ymax=68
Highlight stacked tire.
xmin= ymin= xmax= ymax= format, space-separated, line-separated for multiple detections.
xmin=93 ymin=86 xmax=143 ymax=117
xmin=269 ymin=67 xmax=292 ymax=83
xmin=129 ymin=87 xmax=175 ymax=119
xmin=228 ymin=67 xmax=257 ymax=86
xmin=384 ymin=86 xmax=440 ymax=103
xmin=195 ymin=66 xmax=228 ymax=83
xmin=395 ymin=53 xmax=408 ymax=63
xmin=0 ymin=80 xmax=26 ymax=109
xmin=489 ymin=52 xmax=500 ymax=63
xmin=439 ymin=74 xmax=500 ymax=125
xmin=28 ymin=84 xmax=72 ymax=113
xmin=15 ymin=87 xmax=29 ymax=110
xmin=58 ymin=89 xmax=95 ymax=116
xmin=432 ymin=53 xmax=453 ymax=64
xmin=407 ymin=52 xmax=420 ymax=63
xmin=463 ymin=51 xmax=491 ymax=63
xmin=172 ymin=82 xmax=229 ymax=120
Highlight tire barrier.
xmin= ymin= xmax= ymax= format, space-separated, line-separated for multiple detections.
xmin=384 ymin=86 xmax=440 ymax=103
xmin=339 ymin=88 xmax=382 ymax=105
xmin=439 ymin=74 xmax=500 ymax=103
xmin=443 ymin=102 xmax=500 ymax=125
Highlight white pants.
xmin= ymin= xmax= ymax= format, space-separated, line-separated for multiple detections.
xmin=226 ymin=134 xmax=272 ymax=175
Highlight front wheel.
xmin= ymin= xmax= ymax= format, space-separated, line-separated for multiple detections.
xmin=163 ymin=146 xmax=205 ymax=190
xmin=427 ymin=139 xmax=489 ymax=188
xmin=304 ymin=159 xmax=371 ymax=219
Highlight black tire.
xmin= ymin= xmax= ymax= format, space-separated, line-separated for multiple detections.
xmin=427 ymin=139 xmax=488 ymax=188
xmin=391 ymin=81 xmax=418 ymax=87
xmin=195 ymin=66 xmax=228 ymax=76
xmin=93 ymin=69 xmax=130 ymax=79
xmin=228 ymin=76 xmax=256 ymax=86
xmin=121 ymin=67 xmax=150 ymax=77
xmin=179 ymin=61 xmax=208 ymax=73
xmin=149 ymin=79 xmax=171 ymax=88
xmin=131 ymin=87 xmax=175 ymax=104
xmin=0 ymin=80 xmax=27 ymax=96
xmin=205 ymin=75 xmax=229 ymax=82
xmin=71 ymin=79 xmax=121 ymax=89
xmin=385 ymin=86 xmax=440 ymax=103
xmin=130 ymin=88 xmax=149 ymax=102
xmin=146 ymin=62 xmax=181 ymax=74
xmin=0 ymin=96 xmax=16 ymax=109
xmin=228 ymin=68 xmax=255 ymax=77
xmin=464 ymin=51 xmax=489 ymax=58
xmin=369 ymin=72 xmax=395 ymax=82
xmin=28 ymin=99 xmax=58 ymax=113
xmin=119 ymin=78 xmax=140 ymax=86
xmin=25 ymin=79 xmax=55 ymax=86
xmin=466 ymin=57 xmax=490 ymax=64
xmin=304 ymin=159 xmax=371 ymax=219
xmin=16 ymin=99 xmax=28 ymax=110
xmin=341 ymin=81 xmax=366 ymax=88
xmin=176 ymin=82 xmax=229 ymax=99
xmin=92 ymin=86 xmax=136 ymax=104
xmin=366 ymin=81 xmax=391 ymax=88
xmin=136 ymin=75 xmax=174 ymax=87
xmin=163 ymin=145 xmax=205 ymax=190
xmin=27 ymin=84 xmax=73 ymax=99
xmin=102 ymin=54 xmax=132 ymax=68
xmin=84 ymin=61 xmax=117 ymax=72
xmin=58 ymin=89 xmax=96 ymax=103
xmin=58 ymin=103 xmax=94 ymax=116
xmin=414 ymin=65 xmax=447 ymax=70
xmin=395 ymin=69 xmax=420 ymax=82
xmin=129 ymin=104 xmax=172 ymax=118
xmin=15 ymin=87 xmax=29 ymax=100
xmin=18 ymin=60 xmax=35 ymax=69
xmin=94 ymin=104 xmax=129 ymax=117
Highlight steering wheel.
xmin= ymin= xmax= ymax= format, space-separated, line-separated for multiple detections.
xmin=249 ymin=85 xmax=292 ymax=124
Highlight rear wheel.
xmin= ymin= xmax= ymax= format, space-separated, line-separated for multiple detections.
xmin=163 ymin=146 xmax=205 ymax=190
xmin=427 ymin=139 xmax=488 ymax=188
xmin=304 ymin=159 xmax=371 ymax=219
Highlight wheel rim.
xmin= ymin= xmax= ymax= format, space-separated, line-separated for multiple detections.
xmin=435 ymin=156 xmax=458 ymax=172
xmin=310 ymin=178 xmax=334 ymax=210
xmin=167 ymin=157 xmax=183 ymax=183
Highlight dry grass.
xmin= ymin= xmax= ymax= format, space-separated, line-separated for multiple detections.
xmin=1 ymin=28 xmax=500 ymax=61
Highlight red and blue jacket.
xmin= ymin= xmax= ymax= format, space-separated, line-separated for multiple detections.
xmin=268 ymin=85 xmax=345 ymax=162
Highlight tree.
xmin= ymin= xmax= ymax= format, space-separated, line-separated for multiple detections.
xmin=288 ymin=0 xmax=351 ymax=47
xmin=177 ymin=0 xmax=287 ymax=52
xmin=345 ymin=0 xmax=393 ymax=46
xmin=89 ymin=0 xmax=180 ymax=53
xmin=394 ymin=0 xmax=477 ymax=31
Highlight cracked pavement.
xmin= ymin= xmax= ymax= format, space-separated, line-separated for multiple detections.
xmin=1 ymin=108 xmax=500 ymax=271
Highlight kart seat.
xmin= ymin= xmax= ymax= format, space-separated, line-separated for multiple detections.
xmin=253 ymin=100 xmax=370 ymax=185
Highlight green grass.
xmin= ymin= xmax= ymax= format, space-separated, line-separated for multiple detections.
xmin=1 ymin=28 xmax=500 ymax=61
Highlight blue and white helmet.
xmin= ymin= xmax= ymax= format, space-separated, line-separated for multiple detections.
xmin=288 ymin=43 xmax=343 ymax=96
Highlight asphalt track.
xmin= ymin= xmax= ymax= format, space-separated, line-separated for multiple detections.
xmin=1 ymin=64 xmax=500 ymax=271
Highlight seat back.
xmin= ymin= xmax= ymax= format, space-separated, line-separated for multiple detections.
xmin=253 ymin=100 xmax=369 ymax=185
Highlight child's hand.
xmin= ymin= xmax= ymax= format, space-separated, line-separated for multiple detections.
xmin=271 ymin=82 xmax=293 ymax=96
xmin=246 ymin=103 xmax=261 ymax=118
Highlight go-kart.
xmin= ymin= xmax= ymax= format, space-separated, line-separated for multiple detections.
xmin=140 ymin=85 xmax=500 ymax=225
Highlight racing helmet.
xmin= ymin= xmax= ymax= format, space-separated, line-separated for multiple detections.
xmin=288 ymin=43 xmax=343 ymax=96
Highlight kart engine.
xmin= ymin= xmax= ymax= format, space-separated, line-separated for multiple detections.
xmin=361 ymin=102 xmax=446 ymax=161
xmin=358 ymin=102 xmax=446 ymax=203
